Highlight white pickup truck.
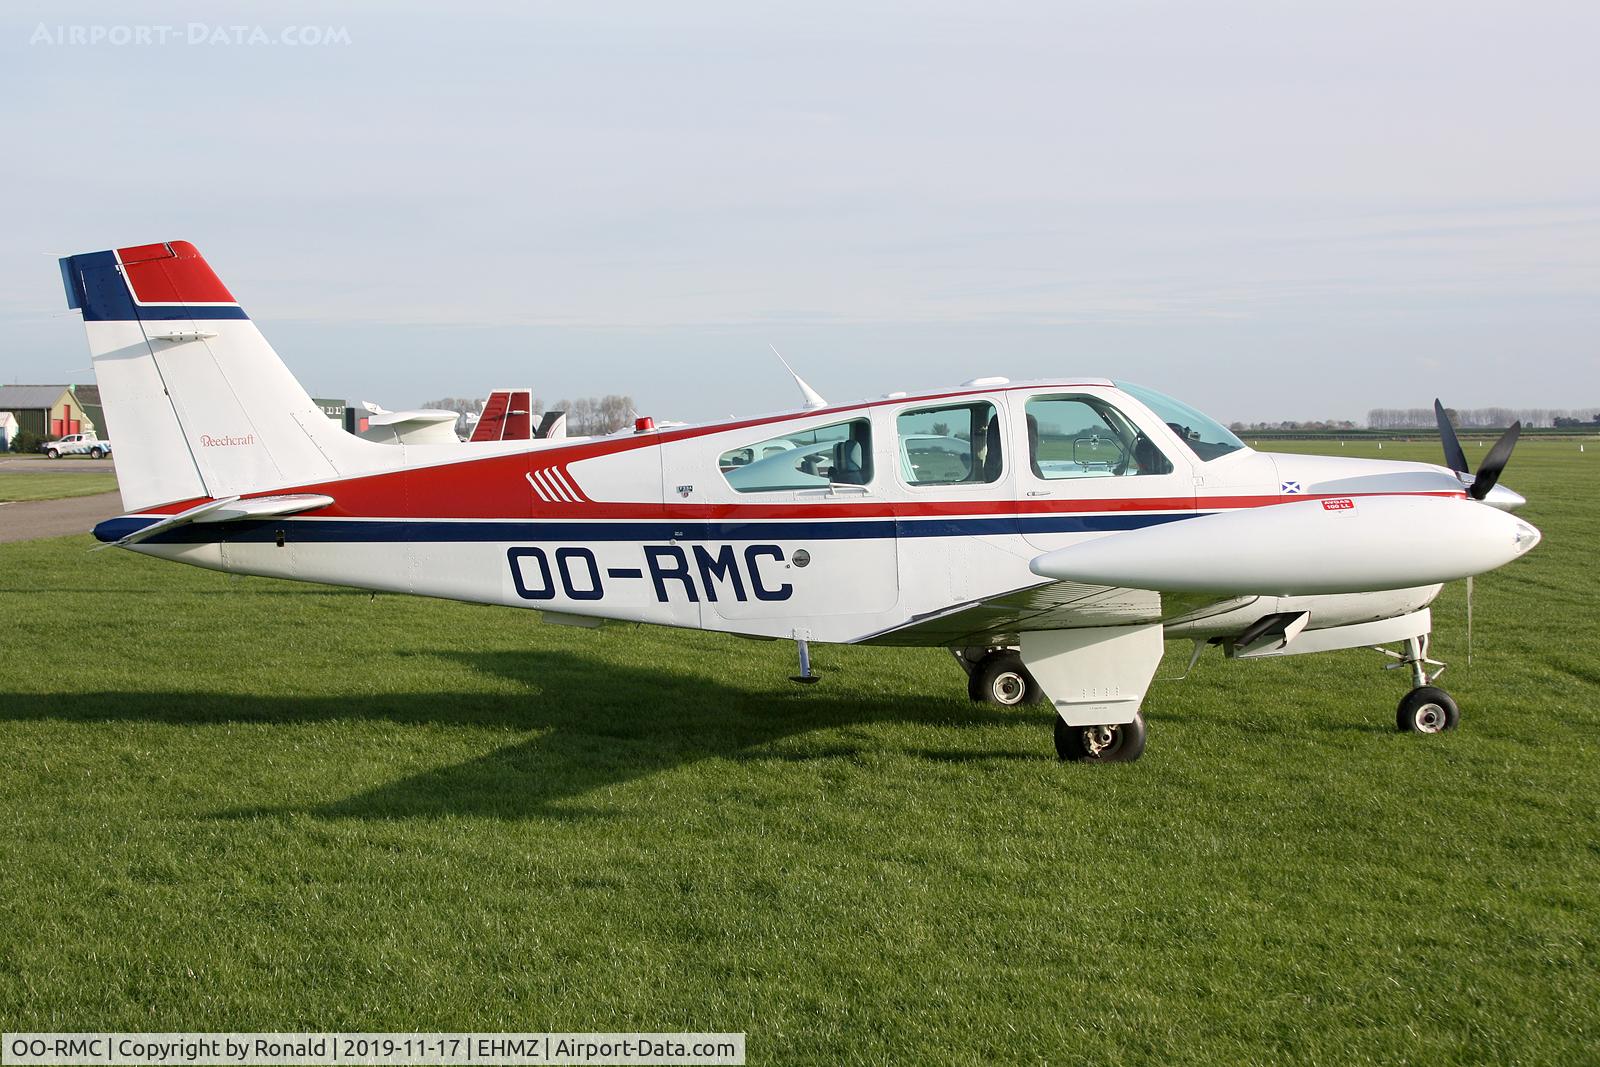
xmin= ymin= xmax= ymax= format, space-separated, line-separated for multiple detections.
xmin=44 ymin=432 xmax=112 ymax=459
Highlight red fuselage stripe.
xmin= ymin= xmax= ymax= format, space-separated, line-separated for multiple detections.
xmin=137 ymin=488 xmax=1465 ymax=522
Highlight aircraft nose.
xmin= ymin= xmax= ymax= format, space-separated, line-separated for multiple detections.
xmin=1482 ymin=483 xmax=1527 ymax=511
xmin=1512 ymin=518 xmax=1541 ymax=555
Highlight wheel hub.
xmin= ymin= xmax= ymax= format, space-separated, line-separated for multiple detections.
xmin=1414 ymin=703 xmax=1446 ymax=733
xmin=994 ymin=672 xmax=1025 ymax=704
xmin=1083 ymin=725 xmax=1118 ymax=756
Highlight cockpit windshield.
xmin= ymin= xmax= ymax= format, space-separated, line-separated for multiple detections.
xmin=1114 ymin=381 xmax=1246 ymax=462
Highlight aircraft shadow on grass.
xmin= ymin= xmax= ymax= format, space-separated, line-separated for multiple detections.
xmin=0 ymin=649 xmax=1035 ymax=821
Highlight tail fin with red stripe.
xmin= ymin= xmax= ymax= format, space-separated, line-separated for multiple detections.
xmin=470 ymin=388 xmax=534 ymax=442
xmin=59 ymin=240 xmax=375 ymax=510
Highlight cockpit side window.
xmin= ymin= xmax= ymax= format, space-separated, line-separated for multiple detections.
xmin=1114 ymin=381 xmax=1246 ymax=462
xmin=1025 ymin=395 xmax=1174 ymax=478
xmin=897 ymin=401 xmax=1003 ymax=486
xmin=718 ymin=418 xmax=872 ymax=493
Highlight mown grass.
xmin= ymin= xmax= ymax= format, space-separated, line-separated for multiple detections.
xmin=0 ymin=441 xmax=1595 ymax=1064
xmin=0 ymin=472 xmax=119 ymax=501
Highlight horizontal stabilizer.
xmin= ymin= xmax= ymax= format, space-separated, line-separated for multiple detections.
xmin=1029 ymin=495 xmax=1540 ymax=596
xmin=97 ymin=494 xmax=334 ymax=549
xmin=192 ymin=494 xmax=336 ymax=523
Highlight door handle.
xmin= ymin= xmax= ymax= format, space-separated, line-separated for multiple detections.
xmin=1026 ymin=490 xmax=1051 ymax=497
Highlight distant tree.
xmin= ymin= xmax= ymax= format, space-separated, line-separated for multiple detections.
xmin=551 ymin=395 xmax=635 ymax=435
xmin=597 ymin=394 xmax=634 ymax=432
xmin=1370 ymin=405 xmax=1599 ymax=430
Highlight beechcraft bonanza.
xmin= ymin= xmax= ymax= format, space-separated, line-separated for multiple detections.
xmin=60 ymin=241 xmax=1542 ymax=762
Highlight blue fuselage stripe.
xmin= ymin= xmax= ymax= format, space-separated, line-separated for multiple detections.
xmin=93 ymin=512 xmax=1200 ymax=546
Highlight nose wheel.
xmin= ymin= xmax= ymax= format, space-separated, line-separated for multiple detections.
xmin=1397 ymin=686 xmax=1459 ymax=733
xmin=1384 ymin=636 xmax=1462 ymax=734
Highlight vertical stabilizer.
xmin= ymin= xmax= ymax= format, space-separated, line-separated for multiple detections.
xmin=58 ymin=241 xmax=378 ymax=511
xmin=470 ymin=387 xmax=534 ymax=441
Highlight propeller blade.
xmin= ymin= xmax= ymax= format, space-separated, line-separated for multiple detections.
xmin=1470 ymin=421 xmax=1521 ymax=500
xmin=1434 ymin=398 xmax=1468 ymax=474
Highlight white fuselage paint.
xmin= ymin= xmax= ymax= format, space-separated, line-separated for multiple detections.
xmin=122 ymin=382 xmax=1524 ymax=649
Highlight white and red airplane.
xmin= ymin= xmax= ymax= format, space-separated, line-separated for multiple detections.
xmin=59 ymin=240 xmax=1542 ymax=762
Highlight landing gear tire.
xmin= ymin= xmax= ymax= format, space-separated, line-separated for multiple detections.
xmin=968 ymin=652 xmax=1044 ymax=707
xmin=1396 ymin=686 xmax=1459 ymax=734
xmin=1055 ymin=712 xmax=1147 ymax=763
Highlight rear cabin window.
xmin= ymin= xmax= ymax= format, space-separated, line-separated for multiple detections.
xmin=718 ymin=418 xmax=872 ymax=493
xmin=897 ymin=401 xmax=1004 ymax=486
xmin=1025 ymin=395 xmax=1174 ymax=478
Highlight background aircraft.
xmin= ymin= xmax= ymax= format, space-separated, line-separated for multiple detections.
xmin=61 ymin=240 xmax=1540 ymax=762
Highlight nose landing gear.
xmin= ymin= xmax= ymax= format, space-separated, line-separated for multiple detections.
xmin=1396 ymin=686 xmax=1460 ymax=733
xmin=1384 ymin=635 xmax=1461 ymax=734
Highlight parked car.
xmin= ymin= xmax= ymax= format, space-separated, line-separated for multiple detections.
xmin=43 ymin=432 xmax=112 ymax=459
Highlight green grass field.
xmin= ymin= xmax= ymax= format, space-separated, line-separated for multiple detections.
xmin=1 ymin=441 xmax=1596 ymax=1064
xmin=0 ymin=472 xmax=119 ymax=501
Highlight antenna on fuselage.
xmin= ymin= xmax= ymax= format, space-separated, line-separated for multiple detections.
xmin=770 ymin=344 xmax=828 ymax=410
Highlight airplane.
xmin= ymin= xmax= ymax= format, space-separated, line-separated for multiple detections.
xmin=58 ymin=240 xmax=1542 ymax=763
xmin=355 ymin=390 xmax=566 ymax=447
xmin=471 ymin=388 xmax=571 ymax=443
xmin=471 ymin=388 xmax=531 ymax=442
xmin=356 ymin=401 xmax=463 ymax=446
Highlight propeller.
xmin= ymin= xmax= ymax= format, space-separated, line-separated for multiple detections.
xmin=1433 ymin=399 xmax=1468 ymax=475
xmin=1471 ymin=421 xmax=1521 ymax=500
xmin=1433 ymin=398 xmax=1522 ymax=501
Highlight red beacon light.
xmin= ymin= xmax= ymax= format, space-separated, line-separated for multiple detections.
xmin=634 ymin=416 xmax=655 ymax=432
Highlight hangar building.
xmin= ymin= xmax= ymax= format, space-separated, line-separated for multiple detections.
xmin=0 ymin=384 xmax=106 ymax=439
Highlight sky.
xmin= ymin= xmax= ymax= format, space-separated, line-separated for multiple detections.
xmin=1 ymin=0 xmax=1596 ymax=425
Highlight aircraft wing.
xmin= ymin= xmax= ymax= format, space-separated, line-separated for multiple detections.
xmin=859 ymin=580 xmax=1255 ymax=647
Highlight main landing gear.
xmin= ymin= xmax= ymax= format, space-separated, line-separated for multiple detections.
xmin=955 ymin=646 xmax=1146 ymax=763
xmin=961 ymin=648 xmax=1044 ymax=707
xmin=1054 ymin=713 xmax=1147 ymax=763
xmin=1385 ymin=635 xmax=1461 ymax=734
